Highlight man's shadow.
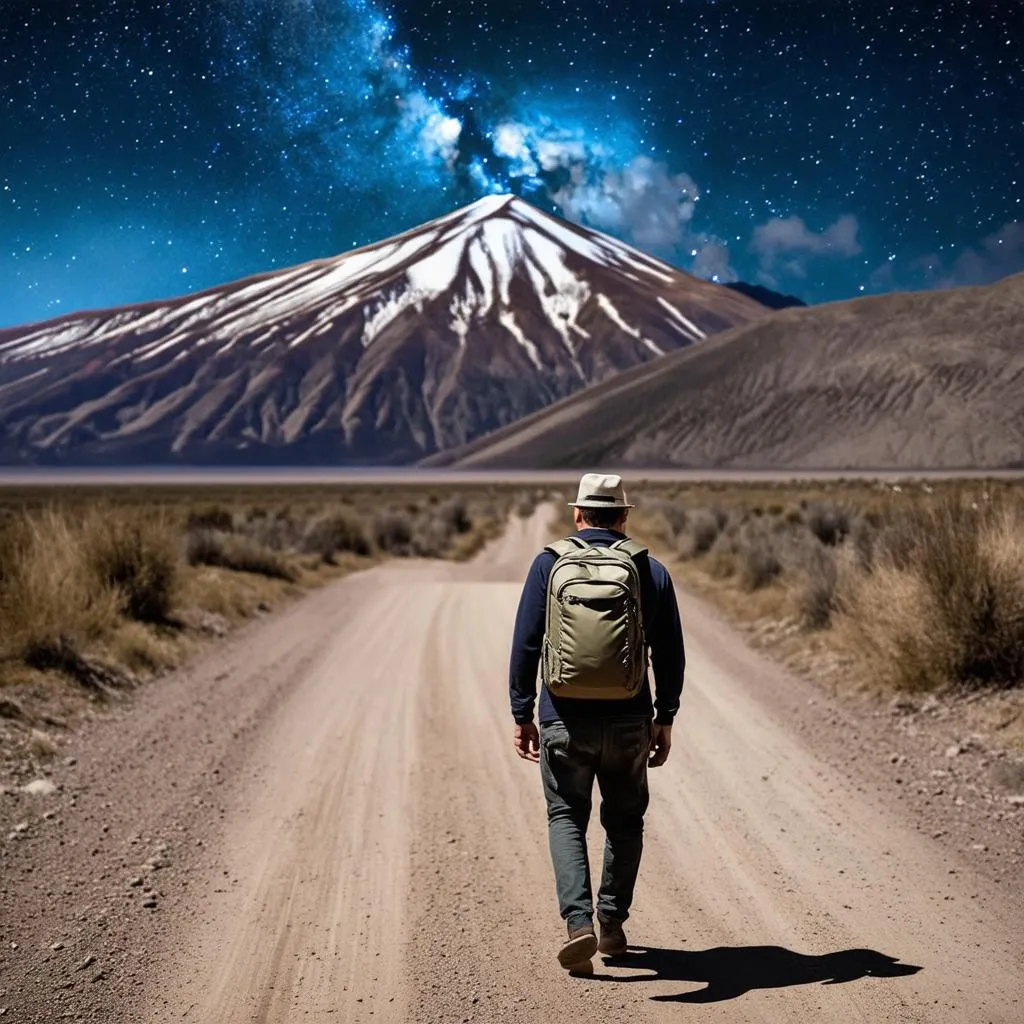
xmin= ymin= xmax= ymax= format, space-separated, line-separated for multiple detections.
xmin=597 ymin=944 xmax=922 ymax=1003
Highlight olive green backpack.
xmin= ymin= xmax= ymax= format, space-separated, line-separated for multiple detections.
xmin=541 ymin=536 xmax=648 ymax=700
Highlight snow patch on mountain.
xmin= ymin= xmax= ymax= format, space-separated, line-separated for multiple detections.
xmin=0 ymin=194 xmax=734 ymax=371
xmin=597 ymin=294 xmax=664 ymax=356
xmin=657 ymin=297 xmax=707 ymax=342
xmin=498 ymin=311 xmax=543 ymax=370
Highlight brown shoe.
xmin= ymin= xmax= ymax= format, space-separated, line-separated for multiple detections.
xmin=558 ymin=925 xmax=598 ymax=970
xmin=597 ymin=917 xmax=628 ymax=957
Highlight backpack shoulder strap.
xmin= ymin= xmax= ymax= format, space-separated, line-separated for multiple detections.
xmin=545 ymin=536 xmax=589 ymax=558
xmin=610 ymin=538 xmax=648 ymax=560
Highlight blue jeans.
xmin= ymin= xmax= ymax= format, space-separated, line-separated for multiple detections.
xmin=539 ymin=717 xmax=652 ymax=932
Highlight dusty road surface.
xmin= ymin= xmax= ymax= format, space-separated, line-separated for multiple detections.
xmin=2 ymin=507 xmax=1022 ymax=1022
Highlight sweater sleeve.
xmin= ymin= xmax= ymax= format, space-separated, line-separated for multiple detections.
xmin=508 ymin=552 xmax=551 ymax=723
xmin=647 ymin=559 xmax=685 ymax=724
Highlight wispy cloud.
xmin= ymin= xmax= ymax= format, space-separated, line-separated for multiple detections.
xmin=752 ymin=214 xmax=862 ymax=259
xmin=550 ymin=156 xmax=700 ymax=253
xmin=750 ymin=213 xmax=862 ymax=289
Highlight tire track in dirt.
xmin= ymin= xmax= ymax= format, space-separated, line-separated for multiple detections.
xmin=154 ymin=578 xmax=448 ymax=1023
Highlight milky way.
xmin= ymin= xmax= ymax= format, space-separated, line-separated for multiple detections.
xmin=0 ymin=0 xmax=1020 ymax=327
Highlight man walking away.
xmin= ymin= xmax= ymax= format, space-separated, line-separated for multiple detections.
xmin=509 ymin=473 xmax=685 ymax=975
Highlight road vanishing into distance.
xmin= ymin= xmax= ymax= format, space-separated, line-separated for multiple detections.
xmin=2 ymin=507 xmax=1021 ymax=1022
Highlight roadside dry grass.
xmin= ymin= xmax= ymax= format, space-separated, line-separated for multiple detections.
xmin=629 ymin=478 xmax=1024 ymax=748
xmin=0 ymin=483 xmax=540 ymax=698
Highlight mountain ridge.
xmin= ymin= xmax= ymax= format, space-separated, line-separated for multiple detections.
xmin=0 ymin=195 xmax=769 ymax=466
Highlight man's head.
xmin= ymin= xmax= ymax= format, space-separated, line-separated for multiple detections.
xmin=569 ymin=472 xmax=634 ymax=533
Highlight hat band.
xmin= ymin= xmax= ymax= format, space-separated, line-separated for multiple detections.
xmin=583 ymin=493 xmax=619 ymax=503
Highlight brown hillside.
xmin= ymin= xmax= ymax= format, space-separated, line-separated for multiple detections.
xmin=429 ymin=273 xmax=1024 ymax=470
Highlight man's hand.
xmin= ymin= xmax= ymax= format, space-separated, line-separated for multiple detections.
xmin=649 ymin=723 xmax=672 ymax=767
xmin=514 ymin=722 xmax=540 ymax=762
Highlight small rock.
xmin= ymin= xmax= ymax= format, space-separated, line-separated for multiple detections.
xmin=0 ymin=697 xmax=28 ymax=721
xmin=972 ymin=844 xmax=988 ymax=852
xmin=128 ymin=877 xmax=143 ymax=888
xmin=256 ymin=600 xmax=272 ymax=613
xmin=29 ymin=729 xmax=58 ymax=759
xmin=1006 ymin=795 xmax=1024 ymax=806
xmin=50 ymin=941 xmax=64 ymax=951
xmin=63 ymin=756 xmax=77 ymax=767
xmin=21 ymin=778 xmax=58 ymax=797
xmin=192 ymin=611 xmax=228 ymax=637
xmin=142 ymin=898 xmax=158 ymax=909
xmin=76 ymin=954 xmax=96 ymax=972
xmin=13 ymin=822 xmax=29 ymax=834
xmin=889 ymin=695 xmax=917 ymax=715
xmin=945 ymin=745 xmax=962 ymax=758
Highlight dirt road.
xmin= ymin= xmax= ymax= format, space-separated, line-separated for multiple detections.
xmin=3 ymin=507 xmax=1022 ymax=1022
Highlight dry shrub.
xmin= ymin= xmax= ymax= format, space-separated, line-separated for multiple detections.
xmin=0 ymin=510 xmax=121 ymax=663
xmin=82 ymin=509 xmax=179 ymax=623
xmin=839 ymin=496 xmax=1024 ymax=690
xmin=733 ymin=522 xmax=782 ymax=591
xmin=435 ymin=497 xmax=472 ymax=536
xmin=645 ymin=499 xmax=689 ymax=539
xmin=739 ymin=540 xmax=782 ymax=591
xmin=109 ymin=622 xmax=179 ymax=673
xmin=803 ymin=501 xmax=855 ymax=546
xmin=186 ymin=505 xmax=235 ymax=532
xmin=679 ymin=507 xmax=729 ymax=558
xmin=0 ymin=518 xmax=17 ymax=585
xmin=704 ymin=528 xmax=739 ymax=579
xmin=303 ymin=509 xmax=372 ymax=561
xmin=186 ymin=528 xmax=296 ymax=581
xmin=245 ymin=513 xmax=303 ymax=552
xmin=215 ymin=536 xmax=298 ymax=581
xmin=848 ymin=516 xmax=878 ymax=569
xmin=412 ymin=517 xmax=454 ymax=558
xmin=792 ymin=542 xmax=840 ymax=629
xmin=373 ymin=511 xmax=415 ymax=556
xmin=186 ymin=528 xmax=226 ymax=567
xmin=513 ymin=491 xmax=538 ymax=518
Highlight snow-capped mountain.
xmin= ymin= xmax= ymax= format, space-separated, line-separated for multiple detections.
xmin=0 ymin=195 xmax=769 ymax=465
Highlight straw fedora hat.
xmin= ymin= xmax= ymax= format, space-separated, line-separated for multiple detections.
xmin=568 ymin=473 xmax=635 ymax=510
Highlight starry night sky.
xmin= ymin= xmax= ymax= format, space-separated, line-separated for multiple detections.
xmin=1 ymin=0 xmax=1021 ymax=328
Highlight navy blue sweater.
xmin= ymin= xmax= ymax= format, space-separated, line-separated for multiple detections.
xmin=509 ymin=528 xmax=685 ymax=725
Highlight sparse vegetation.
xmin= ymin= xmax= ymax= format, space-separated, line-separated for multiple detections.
xmin=0 ymin=510 xmax=122 ymax=666
xmin=841 ymin=496 xmax=1024 ymax=691
xmin=373 ymin=510 xmax=415 ymax=555
xmin=630 ymin=478 xmax=1024 ymax=696
xmin=83 ymin=509 xmax=180 ymax=623
xmin=199 ymin=534 xmax=299 ymax=582
xmin=302 ymin=509 xmax=372 ymax=562
xmin=0 ymin=482 xmax=531 ymax=691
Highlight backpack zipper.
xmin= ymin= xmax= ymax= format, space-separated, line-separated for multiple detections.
xmin=556 ymin=577 xmax=633 ymax=602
